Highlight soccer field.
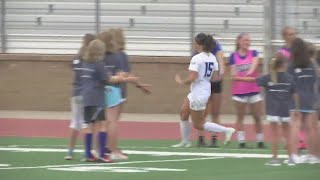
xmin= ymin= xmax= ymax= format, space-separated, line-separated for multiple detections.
xmin=0 ymin=137 xmax=319 ymax=180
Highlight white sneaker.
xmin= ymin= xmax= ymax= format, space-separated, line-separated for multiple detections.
xmin=171 ymin=141 xmax=192 ymax=148
xmin=299 ymin=154 xmax=310 ymax=164
xmin=64 ymin=155 xmax=73 ymax=160
xmin=224 ymin=128 xmax=235 ymax=145
xmin=110 ymin=152 xmax=128 ymax=160
xmin=308 ymin=155 xmax=320 ymax=164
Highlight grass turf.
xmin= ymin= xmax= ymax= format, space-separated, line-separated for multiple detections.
xmin=0 ymin=137 xmax=319 ymax=180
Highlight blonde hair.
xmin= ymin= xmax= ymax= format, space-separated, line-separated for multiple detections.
xmin=78 ymin=33 xmax=96 ymax=59
xmin=270 ymin=52 xmax=286 ymax=83
xmin=98 ymin=29 xmax=118 ymax=53
xmin=235 ymin=33 xmax=249 ymax=51
xmin=114 ymin=28 xmax=126 ymax=50
xmin=83 ymin=39 xmax=106 ymax=63
xmin=281 ymin=26 xmax=295 ymax=38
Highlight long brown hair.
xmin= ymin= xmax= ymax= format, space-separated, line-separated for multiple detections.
xmin=98 ymin=29 xmax=118 ymax=54
xmin=82 ymin=39 xmax=106 ymax=63
xmin=291 ymin=38 xmax=310 ymax=68
xmin=194 ymin=33 xmax=214 ymax=53
xmin=270 ymin=52 xmax=286 ymax=83
xmin=78 ymin=33 xmax=96 ymax=59
xmin=114 ymin=28 xmax=126 ymax=50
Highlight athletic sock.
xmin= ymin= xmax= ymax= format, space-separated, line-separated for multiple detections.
xmin=203 ymin=122 xmax=229 ymax=133
xmin=256 ymin=133 xmax=264 ymax=143
xmin=68 ymin=148 xmax=74 ymax=156
xmin=237 ymin=131 xmax=246 ymax=143
xmin=98 ymin=132 xmax=107 ymax=158
xmin=180 ymin=120 xmax=191 ymax=143
xmin=84 ymin=133 xmax=93 ymax=158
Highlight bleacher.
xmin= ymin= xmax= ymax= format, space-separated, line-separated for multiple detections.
xmin=4 ymin=0 xmax=320 ymax=56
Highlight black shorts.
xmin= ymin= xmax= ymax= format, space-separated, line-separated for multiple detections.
xmin=84 ymin=106 xmax=105 ymax=124
xmin=211 ymin=81 xmax=223 ymax=94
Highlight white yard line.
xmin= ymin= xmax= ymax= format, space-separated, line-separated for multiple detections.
xmin=0 ymin=147 xmax=286 ymax=158
xmin=0 ymin=157 xmax=221 ymax=170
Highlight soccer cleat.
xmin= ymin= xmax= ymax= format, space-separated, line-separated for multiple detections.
xmin=209 ymin=136 xmax=219 ymax=148
xmin=99 ymin=155 xmax=113 ymax=163
xmin=110 ymin=152 xmax=128 ymax=160
xmin=171 ymin=141 xmax=192 ymax=148
xmin=224 ymin=128 xmax=235 ymax=145
xmin=265 ymin=158 xmax=282 ymax=166
xmin=197 ymin=136 xmax=207 ymax=148
xmin=64 ymin=155 xmax=73 ymax=160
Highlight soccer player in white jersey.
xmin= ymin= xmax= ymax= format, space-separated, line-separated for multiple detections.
xmin=173 ymin=33 xmax=235 ymax=147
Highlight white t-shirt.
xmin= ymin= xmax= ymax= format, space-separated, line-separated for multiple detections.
xmin=188 ymin=52 xmax=219 ymax=96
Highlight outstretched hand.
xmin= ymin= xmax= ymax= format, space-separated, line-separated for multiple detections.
xmin=175 ymin=74 xmax=184 ymax=85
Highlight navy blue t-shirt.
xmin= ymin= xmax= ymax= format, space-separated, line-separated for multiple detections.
xmin=81 ymin=61 xmax=108 ymax=107
xmin=287 ymin=63 xmax=317 ymax=111
xmin=257 ymin=72 xmax=296 ymax=117
xmin=104 ymin=52 xmax=131 ymax=98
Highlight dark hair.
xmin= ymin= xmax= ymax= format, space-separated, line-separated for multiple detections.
xmin=235 ymin=33 xmax=249 ymax=51
xmin=270 ymin=52 xmax=286 ymax=83
xmin=291 ymin=38 xmax=310 ymax=68
xmin=195 ymin=33 xmax=215 ymax=52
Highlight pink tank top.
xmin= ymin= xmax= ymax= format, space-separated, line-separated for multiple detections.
xmin=232 ymin=50 xmax=261 ymax=95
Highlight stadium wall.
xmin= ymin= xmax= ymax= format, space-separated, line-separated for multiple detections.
xmin=0 ymin=54 xmax=244 ymax=114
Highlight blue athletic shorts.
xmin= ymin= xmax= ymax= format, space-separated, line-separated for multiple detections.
xmin=104 ymin=86 xmax=124 ymax=108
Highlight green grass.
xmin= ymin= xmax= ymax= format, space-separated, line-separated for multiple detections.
xmin=0 ymin=137 xmax=319 ymax=180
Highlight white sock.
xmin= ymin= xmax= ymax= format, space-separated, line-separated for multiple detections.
xmin=203 ymin=122 xmax=229 ymax=133
xmin=180 ymin=120 xmax=191 ymax=143
xmin=237 ymin=131 xmax=246 ymax=143
xmin=256 ymin=133 xmax=264 ymax=142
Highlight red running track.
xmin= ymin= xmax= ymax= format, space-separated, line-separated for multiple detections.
xmin=0 ymin=118 xmax=272 ymax=141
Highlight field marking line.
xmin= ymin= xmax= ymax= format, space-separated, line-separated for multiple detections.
xmin=0 ymin=147 xmax=288 ymax=158
xmin=0 ymin=144 xmax=288 ymax=153
xmin=0 ymin=157 xmax=221 ymax=170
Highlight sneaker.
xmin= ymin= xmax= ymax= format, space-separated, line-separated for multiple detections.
xmin=110 ymin=152 xmax=128 ymax=160
xmin=265 ymin=158 xmax=282 ymax=166
xmin=299 ymin=154 xmax=310 ymax=164
xmin=64 ymin=155 xmax=73 ymax=160
xmin=91 ymin=150 xmax=99 ymax=158
xmin=307 ymin=155 xmax=320 ymax=164
xmin=100 ymin=155 xmax=113 ymax=163
xmin=257 ymin=142 xmax=267 ymax=149
xmin=224 ymin=128 xmax=235 ymax=145
xmin=82 ymin=156 xmax=98 ymax=162
xmin=286 ymin=157 xmax=296 ymax=166
xmin=197 ymin=136 xmax=207 ymax=148
xmin=171 ymin=141 xmax=192 ymax=148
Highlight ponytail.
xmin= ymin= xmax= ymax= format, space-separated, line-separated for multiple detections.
xmin=270 ymin=59 xmax=278 ymax=83
xmin=194 ymin=33 xmax=214 ymax=53
xmin=270 ymin=52 xmax=286 ymax=83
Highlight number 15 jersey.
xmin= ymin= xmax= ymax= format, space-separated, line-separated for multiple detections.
xmin=188 ymin=52 xmax=219 ymax=96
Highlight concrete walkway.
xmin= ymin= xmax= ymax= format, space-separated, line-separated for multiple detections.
xmin=0 ymin=110 xmax=268 ymax=124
